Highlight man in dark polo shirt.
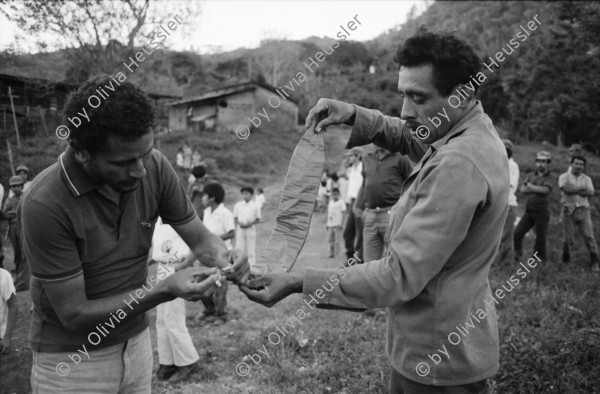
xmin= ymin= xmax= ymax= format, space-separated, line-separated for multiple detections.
xmin=355 ymin=147 xmax=413 ymax=261
xmin=18 ymin=76 xmax=249 ymax=393
xmin=513 ymin=150 xmax=556 ymax=262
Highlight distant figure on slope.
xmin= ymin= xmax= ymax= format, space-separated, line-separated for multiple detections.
xmin=255 ymin=187 xmax=266 ymax=214
xmin=176 ymin=148 xmax=184 ymax=169
xmin=326 ymin=188 xmax=346 ymax=258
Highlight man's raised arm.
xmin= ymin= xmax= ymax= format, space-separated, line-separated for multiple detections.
xmin=305 ymin=98 xmax=427 ymax=163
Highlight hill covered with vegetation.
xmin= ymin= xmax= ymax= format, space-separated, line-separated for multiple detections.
xmin=2 ymin=1 xmax=598 ymax=152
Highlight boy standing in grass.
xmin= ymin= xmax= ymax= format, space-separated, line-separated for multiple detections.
xmin=327 ymin=188 xmax=346 ymax=258
xmin=197 ymin=183 xmax=235 ymax=322
xmin=234 ymin=186 xmax=261 ymax=266
xmin=151 ymin=218 xmax=200 ymax=383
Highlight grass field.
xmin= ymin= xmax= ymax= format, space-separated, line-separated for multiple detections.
xmin=1 ymin=128 xmax=600 ymax=393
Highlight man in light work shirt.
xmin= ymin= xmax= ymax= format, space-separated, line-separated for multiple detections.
xmin=513 ymin=151 xmax=555 ymax=262
xmin=493 ymin=139 xmax=519 ymax=266
xmin=355 ymin=147 xmax=413 ymax=262
xmin=559 ymin=155 xmax=598 ymax=271
xmin=19 ymin=76 xmax=249 ymax=393
xmin=344 ymin=147 xmax=364 ymax=262
xmin=242 ymin=28 xmax=508 ymax=393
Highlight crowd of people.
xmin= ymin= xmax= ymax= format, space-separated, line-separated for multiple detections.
xmin=315 ymin=141 xmax=598 ymax=273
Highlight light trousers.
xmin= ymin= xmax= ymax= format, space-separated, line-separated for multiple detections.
xmin=236 ymin=226 xmax=257 ymax=266
xmin=363 ymin=209 xmax=392 ymax=262
xmin=31 ymin=328 xmax=152 ymax=394
xmin=562 ymin=206 xmax=598 ymax=255
xmin=156 ymin=298 xmax=199 ymax=367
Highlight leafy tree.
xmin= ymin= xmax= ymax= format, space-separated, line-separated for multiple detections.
xmin=0 ymin=0 xmax=200 ymax=81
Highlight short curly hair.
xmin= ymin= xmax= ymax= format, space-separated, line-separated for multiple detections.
xmin=393 ymin=26 xmax=482 ymax=96
xmin=63 ymin=75 xmax=157 ymax=154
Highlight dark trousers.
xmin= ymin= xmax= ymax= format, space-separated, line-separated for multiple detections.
xmin=513 ymin=209 xmax=550 ymax=261
xmin=389 ymin=370 xmax=489 ymax=394
xmin=343 ymin=199 xmax=363 ymax=261
xmin=9 ymin=224 xmax=29 ymax=290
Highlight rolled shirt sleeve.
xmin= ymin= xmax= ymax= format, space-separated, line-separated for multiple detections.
xmin=303 ymin=152 xmax=488 ymax=310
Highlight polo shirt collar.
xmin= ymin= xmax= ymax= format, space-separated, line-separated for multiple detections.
xmin=59 ymin=146 xmax=99 ymax=197
xmin=431 ymin=101 xmax=486 ymax=151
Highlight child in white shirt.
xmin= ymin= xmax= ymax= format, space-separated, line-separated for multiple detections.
xmin=327 ymin=188 xmax=346 ymax=258
xmin=197 ymin=183 xmax=235 ymax=322
xmin=233 ymin=186 xmax=261 ymax=266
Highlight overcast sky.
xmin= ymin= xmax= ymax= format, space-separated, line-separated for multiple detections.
xmin=0 ymin=0 xmax=429 ymax=54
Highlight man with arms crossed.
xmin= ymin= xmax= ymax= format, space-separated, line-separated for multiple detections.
xmin=559 ymin=155 xmax=598 ymax=272
xmin=19 ymin=76 xmax=249 ymax=393
xmin=242 ymin=28 xmax=508 ymax=393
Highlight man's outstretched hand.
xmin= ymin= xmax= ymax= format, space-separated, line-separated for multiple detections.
xmin=164 ymin=267 xmax=220 ymax=302
xmin=239 ymin=271 xmax=304 ymax=307
xmin=305 ymin=98 xmax=356 ymax=133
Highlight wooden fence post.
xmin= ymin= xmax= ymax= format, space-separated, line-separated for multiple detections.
xmin=8 ymin=86 xmax=21 ymax=148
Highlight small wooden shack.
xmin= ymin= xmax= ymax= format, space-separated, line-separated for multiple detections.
xmin=166 ymin=81 xmax=299 ymax=134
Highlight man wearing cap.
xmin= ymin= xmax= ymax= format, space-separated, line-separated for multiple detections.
xmin=3 ymin=175 xmax=29 ymax=291
xmin=7 ymin=164 xmax=32 ymax=199
xmin=493 ymin=139 xmax=520 ymax=266
xmin=558 ymin=155 xmax=598 ymax=272
xmin=514 ymin=151 xmax=556 ymax=262
xmin=343 ymin=146 xmax=364 ymax=263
